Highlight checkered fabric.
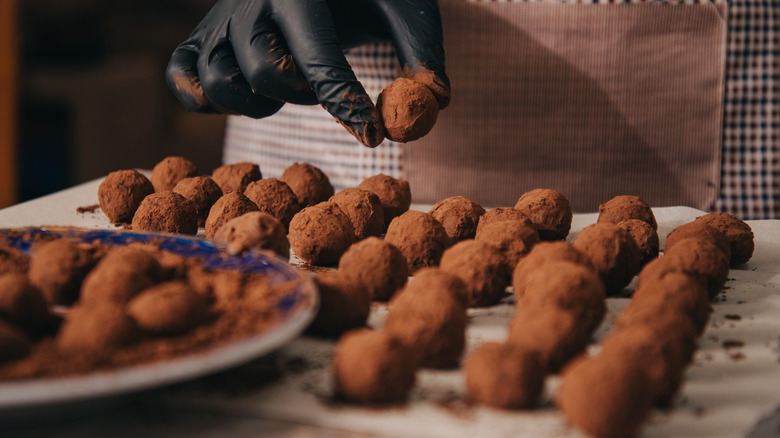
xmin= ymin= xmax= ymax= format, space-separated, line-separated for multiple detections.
xmin=223 ymin=0 xmax=779 ymax=219
xmin=716 ymin=0 xmax=779 ymax=220
xmin=223 ymin=44 xmax=404 ymax=194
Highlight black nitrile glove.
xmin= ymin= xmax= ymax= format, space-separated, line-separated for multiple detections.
xmin=166 ymin=0 xmax=450 ymax=148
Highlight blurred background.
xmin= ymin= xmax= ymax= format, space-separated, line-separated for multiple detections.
xmin=1 ymin=0 xmax=226 ymax=208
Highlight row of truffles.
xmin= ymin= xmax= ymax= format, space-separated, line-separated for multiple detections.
xmin=557 ymin=213 xmax=753 ymax=438
xmin=0 ymin=237 xmax=283 ymax=369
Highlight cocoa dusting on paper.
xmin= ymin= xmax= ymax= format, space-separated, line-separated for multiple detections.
xmin=76 ymin=204 xmax=100 ymax=214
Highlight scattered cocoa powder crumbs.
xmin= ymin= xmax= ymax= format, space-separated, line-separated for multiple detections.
xmin=724 ymin=314 xmax=742 ymax=321
xmin=722 ymin=340 xmax=745 ymax=349
xmin=728 ymin=352 xmax=746 ymax=361
xmin=76 ymin=204 xmax=100 ymax=214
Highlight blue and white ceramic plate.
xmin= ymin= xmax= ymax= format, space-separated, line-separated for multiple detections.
xmin=0 ymin=227 xmax=318 ymax=414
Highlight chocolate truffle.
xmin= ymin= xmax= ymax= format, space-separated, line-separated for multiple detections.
xmin=329 ymin=188 xmax=385 ymax=240
xmin=28 ymin=239 xmax=95 ymax=306
xmin=204 ymin=191 xmax=260 ymax=239
xmin=512 ymin=241 xmax=593 ymax=299
xmin=598 ymin=195 xmax=657 ymax=229
xmin=384 ymin=210 xmax=450 ymax=274
xmin=214 ymin=211 xmax=289 ymax=258
xmin=514 ymin=189 xmax=572 ymax=241
xmin=521 ymin=261 xmax=606 ymax=333
xmin=211 ymin=161 xmax=262 ymax=193
xmin=150 ymin=156 xmax=199 ymax=192
xmin=508 ymin=307 xmax=590 ymax=373
xmin=464 ymin=342 xmax=545 ymax=409
xmin=429 ymin=196 xmax=486 ymax=242
xmin=280 ymin=162 xmax=333 ymax=207
xmin=80 ymin=246 xmax=163 ymax=306
xmin=599 ymin=325 xmax=688 ymax=407
xmin=377 ymin=77 xmax=439 ymax=142
xmin=614 ymin=303 xmax=699 ymax=367
xmin=98 ymin=169 xmax=155 ymax=224
xmin=127 ymin=281 xmax=211 ymax=335
xmin=631 ymin=271 xmax=712 ymax=333
xmin=474 ymin=220 xmax=540 ymax=268
xmin=57 ymin=303 xmax=140 ymax=352
xmin=338 ymin=237 xmax=409 ymax=301
xmin=0 ymin=274 xmax=53 ymax=335
xmin=573 ymin=222 xmax=642 ymax=295
xmin=0 ymin=320 xmax=32 ymax=363
xmin=475 ymin=207 xmax=532 ymax=235
xmin=694 ymin=212 xmax=754 ymax=266
xmin=439 ymin=240 xmax=510 ymax=307
xmin=557 ymin=356 xmax=653 ymax=438
xmin=243 ymin=178 xmax=301 ymax=229
xmin=132 ymin=191 xmax=199 ymax=236
xmin=618 ymin=219 xmax=660 ymax=266
xmin=358 ymin=174 xmax=412 ymax=226
xmin=172 ymin=176 xmax=223 ymax=227
xmin=288 ymin=201 xmax=355 ymax=266
xmin=308 ymin=271 xmax=371 ymax=336
xmin=0 ymin=242 xmax=29 ymax=276
xmin=384 ymin=268 xmax=468 ymax=368
xmin=639 ymin=238 xmax=729 ymax=299
xmin=665 ymin=220 xmax=731 ymax=262
xmin=333 ymin=328 xmax=418 ymax=403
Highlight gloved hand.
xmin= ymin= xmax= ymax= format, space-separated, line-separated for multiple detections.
xmin=166 ymin=0 xmax=450 ymax=148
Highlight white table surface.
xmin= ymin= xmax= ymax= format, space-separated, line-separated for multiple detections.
xmin=0 ymin=178 xmax=778 ymax=438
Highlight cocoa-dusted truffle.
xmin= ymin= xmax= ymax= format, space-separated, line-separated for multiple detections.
xmin=211 ymin=161 xmax=262 ymax=193
xmin=521 ymin=261 xmax=606 ymax=333
xmin=0 ymin=274 xmax=53 ymax=335
xmin=132 ymin=191 xmax=198 ymax=236
xmin=0 ymin=242 xmax=30 ymax=276
xmin=358 ymin=174 xmax=411 ymax=226
xmin=599 ymin=325 xmax=688 ymax=407
xmin=150 ymin=156 xmax=199 ymax=192
xmin=338 ymin=237 xmax=408 ymax=301
xmin=243 ymin=178 xmax=301 ymax=229
xmin=557 ymin=356 xmax=653 ymax=438
xmin=514 ymin=189 xmax=572 ymax=241
xmin=638 ymin=238 xmax=729 ymax=299
xmin=0 ymin=320 xmax=32 ymax=363
xmin=512 ymin=241 xmax=592 ymax=299
xmin=172 ymin=176 xmax=223 ymax=227
xmin=508 ymin=307 xmax=590 ymax=373
xmin=214 ymin=212 xmax=289 ymax=258
xmin=429 ymin=196 xmax=486 ymax=242
xmin=204 ymin=191 xmax=260 ymax=239
xmin=475 ymin=207 xmax=531 ymax=235
xmin=694 ymin=212 xmax=754 ymax=266
xmin=377 ymin=77 xmax=439 ymax=142
xmin=573 ymin=222 xmax=641 ymax=295
xmin=28 ymin=239 xmax=95 ymax=306
xmin=98 ymin=169 xmax=155 ymax=224
xmin=288 ymin=201 xmax=355 ymax=266
xmin=80 ymin=246 xmax=163 ymax=306
xmin=329 ymin=188 xmax=385 ymax=240
xmin=464 ymin=342 xmax=545 ymax=409
xmin=384 ymin=210 xmax=450 ymax=274
xmin=333 ymin=328 xmax=418 ymax=403
xmin=665 ymin=220 xmax=731 ymax=262
xmin=384 ymin=268 xmax=467 ymax=368
xmin=614 ymin=302 xmax=699 ymax=367
xmin=57 ymin=303 xmax=140 ymax=352
xmin=127 ymin=281 xmax=211 ymax=335
xmin=280 ymin=162 xmax=333 ymax=207
xmin=618 ymin=219 xmax=659 ymax=266
xmin=631 ymin=271 xmax=712 ymax=333
xmin=474 ymin=220 xmax=540 ymax=268
xmin=598 ymin=195 xmax=657 ymax=229
xmin=308 ymin=271 xmax=371 ymax=336
xmin=439 ymin=240 xmax=510 ymax=307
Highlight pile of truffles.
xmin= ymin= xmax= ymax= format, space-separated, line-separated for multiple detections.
xmin=0 ymin=233 xmax=297 ymax=378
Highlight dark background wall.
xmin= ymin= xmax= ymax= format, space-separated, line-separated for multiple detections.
xmin=18 ymin=0 xmax=226 ymax=201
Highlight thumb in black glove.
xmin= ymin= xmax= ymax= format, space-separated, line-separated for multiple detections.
xmin=166 ymin=0 xmax=450 ymax=148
